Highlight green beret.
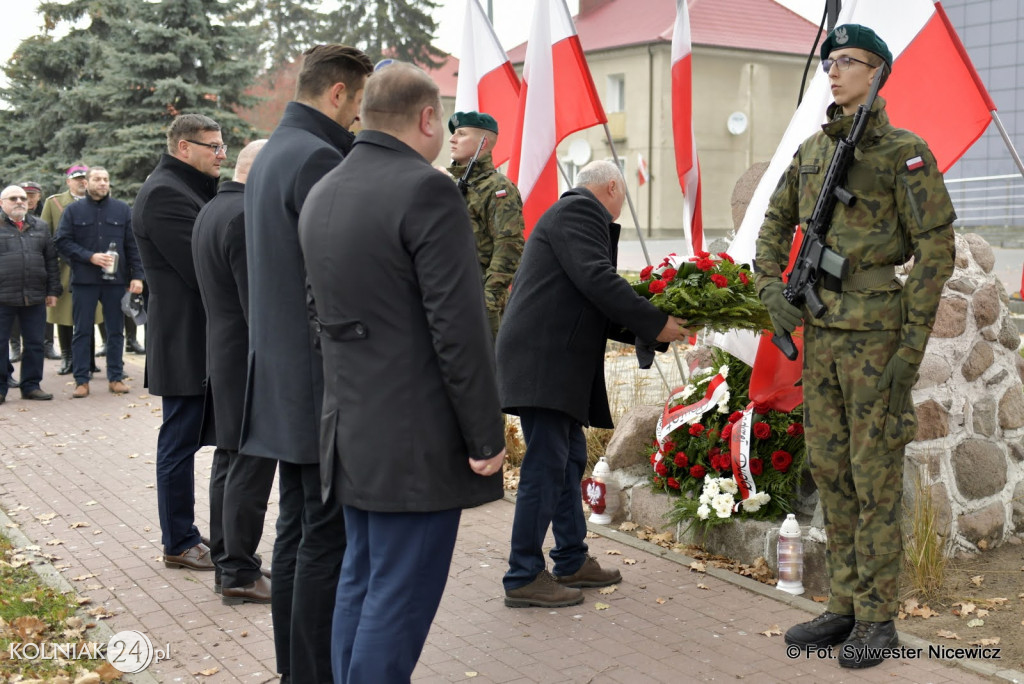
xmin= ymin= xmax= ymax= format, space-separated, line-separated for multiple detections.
xmin=448 ymin=111 xmax=498 ymax=135
xmin=820 ymin=24 xmax=892 ymax=69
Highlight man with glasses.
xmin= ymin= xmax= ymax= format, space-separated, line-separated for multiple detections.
xmin=133 ymin=113 xmax=224 ymax=574
xmin=0 ymin=186 xmax=61 ymax=403
xmin=756 ymin=25 xmax=956 ymax=668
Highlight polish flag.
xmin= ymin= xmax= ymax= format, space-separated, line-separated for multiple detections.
xmin=671 ymin=0 xmax=703 ymax=255
xmin=508 ymin=0 xmax=607 ymax=236
xmin=637 ymin=153 xmax=649 ymax=186
xmin=454 ymin=0 xmax=521 ymax=167
xmin=721 ymin=0 xmax=995 ymax=408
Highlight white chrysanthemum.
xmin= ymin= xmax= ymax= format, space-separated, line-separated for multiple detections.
xmin=716 ymin=389 xmax=731 ymax=413
xmin=740 ymin=497 xmax=762 ymax=513
xmin=697 ymin=504 xmax=710 ymax=520
xmin=719 ymin=478 xmax=738 ymax=495
xmin=712 ymin=493 xmax=734 ymax=519
xmin=718 ymin=365 xmax=729 ymax=379
xmin=699 ymin=492 xmax=711 ymax=505
xmin=681 ymin=384 xmax=697 ymax=400
xmin=755 ymin=492 xmax=771 ymax=505
xmin=702 ymin=478 xmax=720 ymax=498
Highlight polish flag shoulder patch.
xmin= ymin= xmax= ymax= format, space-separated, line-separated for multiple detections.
xmin=905 ymin=155 xmax=925 ymax=172
xmin=495 ymin=189 xmax=508 ymax=198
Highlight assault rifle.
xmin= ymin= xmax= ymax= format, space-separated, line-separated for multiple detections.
xmin=771 ymin=69 xmax=883 ymax=361
xmin=456 ymin=136 xmax=487 ymax=196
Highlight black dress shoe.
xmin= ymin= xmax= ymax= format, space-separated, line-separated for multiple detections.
xmin=838 ymin=620 xmax=898 ymax=668
xmin=43 ymin=342 xmax=61 ymax=360
xmin=785 ymin=611 xmax=856 ymax=647
xmin=90 ymin=363 xmax=101 ymax=374
xmin=22 ymin=389 xmax=53 ymax=400
xmin=57 ymin=356 xmax=72 ymax=375
xmin=125 ymin=339 xmax=146 ymax=354
xmin=0 ymin=395 xmax=5 ymax=405
xmin=96 ymin=344 xmax=106 ymax=357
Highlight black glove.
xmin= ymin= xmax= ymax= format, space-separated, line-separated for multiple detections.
xmin=760 ymin=282 xmax=802 ymax=335
xmin=876 ymin=353 xmax=917 ymax=416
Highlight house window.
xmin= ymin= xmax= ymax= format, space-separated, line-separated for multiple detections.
xmin=606 ymin=74 xmax=625 ymax=113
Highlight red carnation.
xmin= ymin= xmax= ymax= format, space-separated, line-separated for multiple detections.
xmin=695 ymin=258 xmax=714 ymax=272
xmin=667 ymin=477 xmax=681 ymax=490
xmin=749 ymin=458 xmax=764 ymax=476
xmin=654 ymin=476 xmax=663 ymax=487
xmin=640 ymin=265 xmax=654 ymax=281
xmin=663 ymin=440 xmax=677 ymax=453
xmin=728 ymin=411 xmax=743 ymax=424
xmin=753 ymin=422 xmax=771 ymax=440
xmin=662 ymin=267 xmax=678 ymax=281
xmin=787 ymin=423 xmax=804 ymax=437
xmin=717 ymin=252 xmax=735 ymax=264
xmin=709 ymin=447 xmax=721 ymax=458
xmin=696 ymin=250 xmax=711 ymax=258
xmin=689 ymin=464 xmax=706 ymax=479
xmin=710 ymin=274 xmax=729 ymax=288
xmin=689 ymin=424 xmax=705 ymax=436
xmin=649 ymin=452 xmax=657 ymax=465
xmin=771 ymin=450 xmax=793 ymax=472
xmin=655 ymin=461 xmax=668 ymax=476
xmin=739 ymin=271 xmax=751 ymax=285
xmin=673 ymin=452 xmax=689 ymax=468
xmin=649 ymin=279 xmax=667 ymax=294
xmin=752 ymin=403 xmax=772 ymax=415
xmin=720 ymin=424 xmax=733 ymax=441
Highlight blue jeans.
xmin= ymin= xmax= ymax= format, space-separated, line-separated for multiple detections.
xmin=0 ymin=303 xmax=45 ymax=395
xmin=156 ymin=395 xmax=204 ymax=555
xmin=332 ymin=506 xmax=461 ymax=684
xmin=503 ymin=407 xmax=590 ymax=590
xmin=71 ymin=284 xmax=124 ymax=385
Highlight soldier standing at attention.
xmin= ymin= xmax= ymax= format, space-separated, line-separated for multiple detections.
xmin=446 ymin=112 xmax=524 ymax=338
xmin=755 ymin=25 xmax=955 ymax=669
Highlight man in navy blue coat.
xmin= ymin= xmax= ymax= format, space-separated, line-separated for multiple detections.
xmin=55 ymin=167 xmax=143 ymax=397
xmin=242 ymin=44 xmax=373 ymax=684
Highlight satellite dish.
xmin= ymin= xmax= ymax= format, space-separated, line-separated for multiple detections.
xmin=568 ymin=139 xmax=592 ymax=166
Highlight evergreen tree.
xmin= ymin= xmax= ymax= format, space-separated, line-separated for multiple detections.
xmin=325 ymin=0 xmax=445 ymax=68
xmin=237 ymin=0 xmax=329 ymax=69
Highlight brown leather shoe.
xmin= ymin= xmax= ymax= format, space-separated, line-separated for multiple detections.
xmin=214 ymin=565 xmax=271 ymax=594
xmin=163 ymin=543 xmax=215 ymax=571
xmin=108 ymin=380 xmax=130 ymax=394
xmin=554 ymin=555 xmax=622 ymax=588
xmin=72 ymin=383 xmax=89 ymax=399
xmin=222 ymin=575 xmax=272 ymax=605
xmin=504 ymin=570 xmax=583 ymax=608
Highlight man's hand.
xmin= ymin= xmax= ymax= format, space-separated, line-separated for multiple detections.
xmin=656 ymin=316 xmax=692 ymax=343
xmin=469 ymin=448 xmax=506 ymax=477
xmin=89 ymin=253 xmax=115 ymax=269
xmin=45 ymin=296 xmax=57 ymax=308
xmin=876 ymin=353 xmax=917 ymax=416
xmin=129 ymin=279 xmax=144 ymax=294
xmin=760 ymin=282 xmax=802 ymax=335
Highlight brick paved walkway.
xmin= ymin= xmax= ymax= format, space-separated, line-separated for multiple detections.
xmin=0 ymin=355 xmax=1014 ymax=683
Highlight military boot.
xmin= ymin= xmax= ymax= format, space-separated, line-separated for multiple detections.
xmin=57 ymin=349 xmax=72 ymax=376
xmin=784 ymin=611 xmax=855 ymax=647
xmin=838 ymin=620 xmax=898 ymax=668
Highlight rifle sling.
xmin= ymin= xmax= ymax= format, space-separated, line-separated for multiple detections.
xmin=823 ymin=264 xmax=897 ymax=293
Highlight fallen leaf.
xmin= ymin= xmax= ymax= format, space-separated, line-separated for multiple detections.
xmin=618 ymin=522 xmax=639 ymax=531
xmin=240 ymin=631 xmax=248 ymax=637
xmin=689 ymin=561 xmax=706 ymax=573
xmin=69 ymin=522 xmax=90 ymax=529
xmin=605 ymin=549 xmax=621 ymax=556
xmin=72 ymin=573 xmax=98 ymax=581
xmin=970 ymin=637 xmax=1000 ymax=646
xmin=94 ymin=661 xmax=122 ymax=682
xmin=953 ymin=601 xmax=976 ymax=617
xmin=812 ymin=596 xmax=828 ymax=603
xmin=966 ymin=618 xmax=984 ymax=628
xmin=195 ymin=667 xmax=219 ymax=676
xmin=907 ymin=602 xmax=939 ymax=619
xmin=970 ymin=575 xmax=984 ymax=587
xmin=585 ymin=532 xmax=598 ymax=539
xmin=977 ymin=539 xmax=988 ymax=550
xmin=84 ymin=500 xmax=98 ymax=506
xmin=11 ymin=616 xmax=48 ymax=639
xmin=595 ymin=602 xmax=610 ymax=611
xmin=655 ymin=597 xmax=667 ymax=605
xmin=120 ymin=414 xmax=131 ymax=420
xmin=976 ymin=609 xmax=989 ymax=618
xmin=936 ymin=630 xmax=960 ymax=640
xmin=21 ymin=596 xmax=37 ymax=604
xmin=87 ymin=606 xmax=115 ymax=619
xmin=36 ymin=512 xmax=57 ymax=522
xmin=986 ymin=597 xmax=1009 ymax=606
xmin=46 ymin=539 xmax=64 ymax=546
xmin=76 ymin=597 xmax=92 ymax=605
xmin=598 ymin=586 xmax=617 ymax=595
xmin=466 ymin=673 xmax=478 ymax=678
xmin=760 ymin=625 xmax=782 ymax=637
xmin=622 ymin=558 xmax=637 ymax=565
xmin=697 ymin=583 xmax=710 ymax=590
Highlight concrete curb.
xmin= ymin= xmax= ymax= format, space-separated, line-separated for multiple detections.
xmin=0 ymin=506 xmax=160 ymax=684
xmin=503 ymin=490 xmax=1024 ymax=684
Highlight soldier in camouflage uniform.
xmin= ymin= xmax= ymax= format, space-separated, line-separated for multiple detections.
xmin=755 ymin=25 xmax=956 ymax=668
xmin=446 ymin=112 xmax=525 ymax=338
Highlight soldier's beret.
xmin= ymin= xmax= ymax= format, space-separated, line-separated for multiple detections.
xmin=448 ymin=111 xmax=499 ymax=135
xmin=820 ymin=24 xmax=892 ymax=69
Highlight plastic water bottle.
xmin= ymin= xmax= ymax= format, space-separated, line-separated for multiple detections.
xmin=102 ymin=242 xmax=119 ymax=281
xmin=776 ymin=513 xmax=804 ymax=595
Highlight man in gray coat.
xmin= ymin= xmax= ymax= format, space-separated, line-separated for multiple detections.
xmin=242 ymin=44 xmax=373 ymax=684
xmin=299 ymin=62 xmax=506 ymax=684
xmin=497 ymin=161 xmax=689 ymax=607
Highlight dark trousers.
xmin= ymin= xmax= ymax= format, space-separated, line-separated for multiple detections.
xmin=156 ymin=395 xmax=204 ymax=555
xmin=208 ymin=448 xmax=277 ymax=587
xmin=332 ymin=506 xmax=461 ymax=684
xmin=0 ymin=303 xmax=45 ymax=395
xmin=273 ymin=461 xmax=345 ymax=683
xmin=503 ymin=407 xmax=589 ymax=590
xmin=71 ymin=284 xmax=124 ymax=384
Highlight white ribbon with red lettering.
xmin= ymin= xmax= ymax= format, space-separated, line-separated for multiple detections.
xmin=656 ymin=374 xmax=728 ymax=448
xmin=729 ymin=402 xmax=758 ymax=508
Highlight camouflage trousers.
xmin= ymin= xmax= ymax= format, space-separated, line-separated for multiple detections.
xmin=803 ymin=326 xmax=916 ymax=622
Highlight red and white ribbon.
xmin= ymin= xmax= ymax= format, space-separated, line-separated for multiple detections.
xmin=730 ymin=402 xmax=758 ymax=507
xmin=657 ymin=374 xmax=728 ymax=448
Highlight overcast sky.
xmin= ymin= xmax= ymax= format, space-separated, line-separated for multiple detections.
xmin=3 ymin=0 xmax=820 ymax=88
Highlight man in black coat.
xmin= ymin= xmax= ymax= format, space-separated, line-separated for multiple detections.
xmin=299 ymin=61 xmax=507 ymax=684
xmin=0 ymin=186 xmax=60 ymax=402
xmin=132 ymin=113 xmax=224 ymax=573
xmin=55 ymin=167 xmax=144 ymax=397
xmin=242 ymin=44 xmax=373 ymax=684
xmin=192 ymin=139 xmax=276 ymax=606
xmin=497 ymin=161 xmax=690 ymax=608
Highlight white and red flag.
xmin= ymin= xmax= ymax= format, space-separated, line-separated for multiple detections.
xmin=637 ymin=153 xmax=650 ymax=186
xmin=507 ymin=0 xmax=607 ymax=236
xmin=454 ymin=0 xmax=521 ymax=167
xmin=722 ymin=0 xmax=995 ymax=404
xmin=671 ymin=0 xmax=703 ymax=256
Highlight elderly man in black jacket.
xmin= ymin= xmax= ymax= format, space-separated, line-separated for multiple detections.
xmin=192 ymin=139 xmax=276 ymax=606
xmin=299 ymin=60 xmax=507 ymax=684
xmin=55 ymin=167 xmax=144 ymax=397
xmin=0 ymin=186 xmax=60 ymax=402
xmin=497 ymin=160 xmax=690 ymax=608
xmin=133 ymin=113 xmax=223 ymax=574
xmin=243 ymin=44 xmax=373 ymax=684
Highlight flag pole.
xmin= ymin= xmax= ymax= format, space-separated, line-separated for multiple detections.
xmin=990 ymin=110 xmax=1024 ymax=178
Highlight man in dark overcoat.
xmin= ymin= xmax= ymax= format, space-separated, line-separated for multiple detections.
xmin=132 ymin=113 xmax=224 ymax=573
xmin=192 ymin=140 xmax=276 ymax=606
xmin=496 ymin=161 xmax=689 ymax=608
xmin=242 ymin=44 xmax=373 ymax=684
xmin=298 ymin=61 xmax=507 ymax=684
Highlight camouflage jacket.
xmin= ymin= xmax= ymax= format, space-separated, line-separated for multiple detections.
xmin=447 ymin=155 xmax=525 ymax=336
xmin=755 ymin=96 xmax=956 ymax=363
